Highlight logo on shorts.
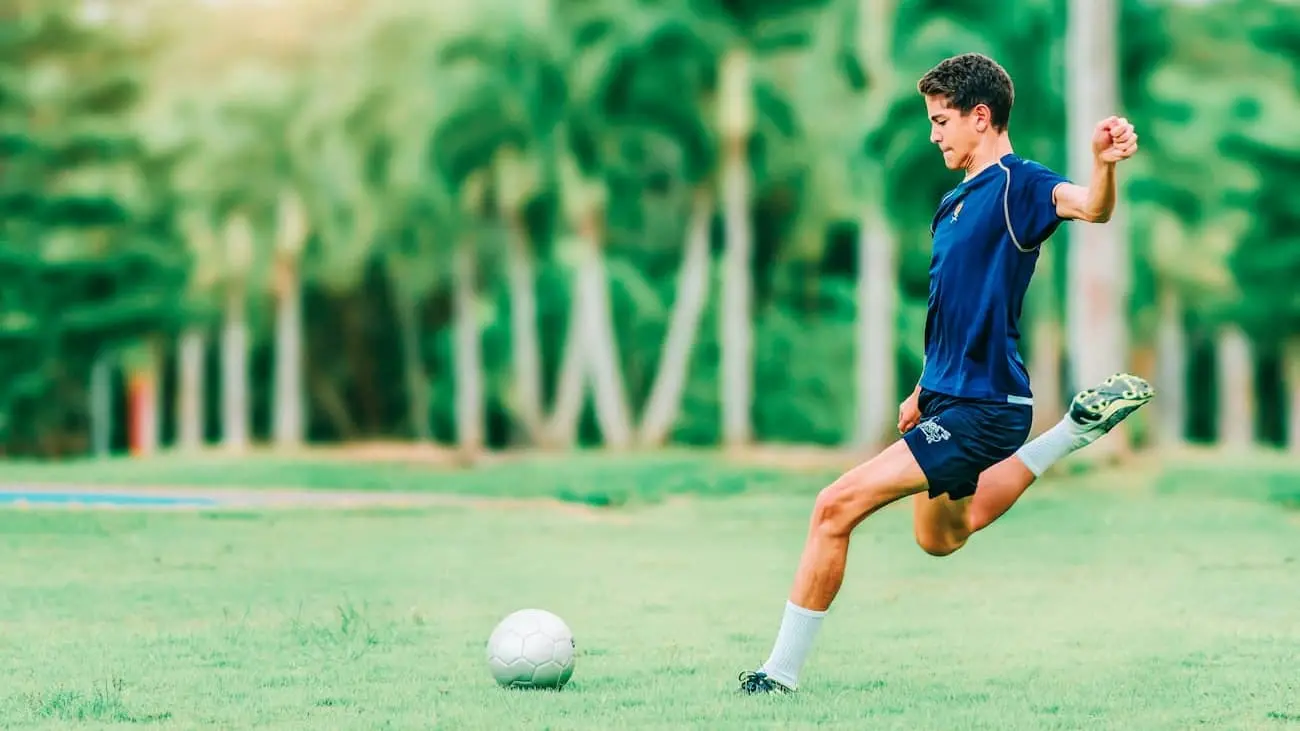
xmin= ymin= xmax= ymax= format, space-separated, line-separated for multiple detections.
xmin=917 ymin=417 xmax=951 ymax=444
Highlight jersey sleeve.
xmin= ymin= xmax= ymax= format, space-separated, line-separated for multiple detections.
xmin=1007 ymin=161 xmax=1071 ymax=250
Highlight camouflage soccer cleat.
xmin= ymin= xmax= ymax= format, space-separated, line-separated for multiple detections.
xmin=1068 ymin=372 xmax=1154 ymax=437
xmin=737 ymin=670 xmax=794 ymax=695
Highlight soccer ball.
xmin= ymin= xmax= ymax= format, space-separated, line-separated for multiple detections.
xmin=485 ymin=608 xmax=576 ymax=690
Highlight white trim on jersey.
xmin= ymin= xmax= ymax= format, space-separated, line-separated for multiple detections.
xmin=997 ymin=159 xmax=1037 ymax=253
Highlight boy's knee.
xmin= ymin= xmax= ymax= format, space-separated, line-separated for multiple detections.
xmin=811 ymin=475 xmax=903 ymax=538
xmin=810 ymin=483 xmax=857 ymax=537
xmin=809 ymin=440 xmax=930 ymax=538
xmin=914 ymin=530 xmax=967 ymax=557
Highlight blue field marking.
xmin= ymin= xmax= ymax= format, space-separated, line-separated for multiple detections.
xmin=0 ymin=488 xmax=220 ymax=508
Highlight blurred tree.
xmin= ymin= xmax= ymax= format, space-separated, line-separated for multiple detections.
xmin=432 ymin=3 xmax=621 ymax=449
xmin=0 ymin=0 xmax=189 ymax=456
xmin=351 ymin=5 xmax=464 ymax=445
xmin=138 ymin=0 xmax=353 ymax=452
xmin=1130 ymin=0 xmax=1299 ymax=449
xmin=1217 ymin=1 xmax=1300 ymax=451
xmin=12 ymin=0 xmax=1296 ymax=458
xmin=434 ymin=0 xmax=728 ymax=449
xmin=1113 ymin=0 xmax=1184 ymax=448
xmin=686 ymin=0 xmax=838 ymax=448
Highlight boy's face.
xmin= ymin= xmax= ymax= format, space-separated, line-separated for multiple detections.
xmin=924 ymin=95 xmax=988 ymax=171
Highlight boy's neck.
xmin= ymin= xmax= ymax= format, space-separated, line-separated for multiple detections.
xmin=963 ymin=134 xmax=1014 ymax=180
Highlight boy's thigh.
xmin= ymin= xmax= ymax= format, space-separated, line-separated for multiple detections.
xmin=822 ymin=437 xmax=932 ymax=525
xmin=901 ymin=392 xmax=1032 ymax=501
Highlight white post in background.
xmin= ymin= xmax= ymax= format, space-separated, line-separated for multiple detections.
xmin=90 ymin=349 xmax=113 ymax=457
xmin=1067 ymin=0 xmax=1130 ymax=453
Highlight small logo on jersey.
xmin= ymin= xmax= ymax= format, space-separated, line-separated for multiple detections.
xmin=950 ymin=201 xmax=963 ymax=223
xmin=918 ymin=418 xmax=951 ymax=444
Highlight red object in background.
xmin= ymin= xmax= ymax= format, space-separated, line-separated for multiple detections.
xmin=127 ymin=374 xmax=144 ymax=456
xmin=127 ymin=372 xmax=156 ymax=457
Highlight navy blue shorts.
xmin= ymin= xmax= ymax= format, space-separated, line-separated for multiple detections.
xmin=902 ymin=389 xmax=1033 ymax=500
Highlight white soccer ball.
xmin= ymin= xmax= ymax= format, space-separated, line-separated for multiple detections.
xmin=485 ymin=608 xmax=576 ymax=690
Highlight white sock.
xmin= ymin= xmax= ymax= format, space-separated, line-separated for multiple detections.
xmin=759 ymin=601 xmax=826 ymax=689
xmin=1015 ymin=417 xmax=1089 ymax=477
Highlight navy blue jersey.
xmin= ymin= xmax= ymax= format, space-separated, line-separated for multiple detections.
xmin=918 ymin=153 xmax=1071 ymax=404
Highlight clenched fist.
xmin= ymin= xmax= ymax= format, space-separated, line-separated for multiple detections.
xmin=1093 ymin=116 xmax=1138 ymax=164
xmin=897 ymin=388 xmax=921 ymax=434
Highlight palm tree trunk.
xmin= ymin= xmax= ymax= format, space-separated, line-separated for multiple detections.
xmin=855 ymin=204 xmax=896 ymax=449
xmin=506 ymin=215 xmax=546 ymax=443
xmin=221 ymin=282 xmax=249 ymax=452
xmin=852 ymin=0 xmax=899 ymax=449
xmin=1066 ymin=0 xmax=1127 ymax=455
xmin=1153 ymin=283 xmax=1186 ymax=447
xmin=1216 ymin=324 xmax=1254 ymax=449
xmin=221 ymin=213 xmax=254 ymax=453
xmin=719 ymin=47 xmax=754 ymax=449
xmin=576 ymin=220 xmax=634 ymax=450
xmin=453 ymin=240 xmax=484 ymax=459
xmin=89 ymin=349 xmax=113 ymax=457
xmin=176 ymin=326 xmax=206 ymax=451
xmin=271 ymin=190 xmax=308 ymax=448
xmin=639 ymin=188 xmax=713 ymax=446
xmin=272 ymin=252 xmax=305 ymax=448
xmin=543 ymin=294 xmax=588 ymax=449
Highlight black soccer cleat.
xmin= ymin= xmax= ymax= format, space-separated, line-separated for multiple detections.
xmin=1068 ymin=372 xmax=1155 ymax=436
xmin=737 ymin=669 xmax=794 ymax=695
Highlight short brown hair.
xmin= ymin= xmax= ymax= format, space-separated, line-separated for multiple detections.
xmin=916 ymin=53 xmax=1015 ymax=130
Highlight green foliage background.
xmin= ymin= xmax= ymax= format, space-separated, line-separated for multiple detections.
xmin=1 ymin=0 xmax=1296 ymax=456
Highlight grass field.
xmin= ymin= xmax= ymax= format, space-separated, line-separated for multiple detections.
xmin=2 ymin=450 xmax=1298 ymax=730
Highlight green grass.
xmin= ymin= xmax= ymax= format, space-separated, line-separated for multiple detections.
xmin=1153 ymin=450 xmax=1300 ymax=510
xmin=1 ymin=456 xmax=1298 ymax=729
xmin=0 ymin=451 xmax=799 ymax=507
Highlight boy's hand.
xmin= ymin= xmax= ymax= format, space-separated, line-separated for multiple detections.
xmin=1092 ymin=116 xmax=1138 ymax=164
xmin=897 ymin=388 xmax=921 ymax=434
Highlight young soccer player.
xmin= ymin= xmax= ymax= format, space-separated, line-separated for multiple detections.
xmin=737 ymin=52 xmax=1152 ymax=695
